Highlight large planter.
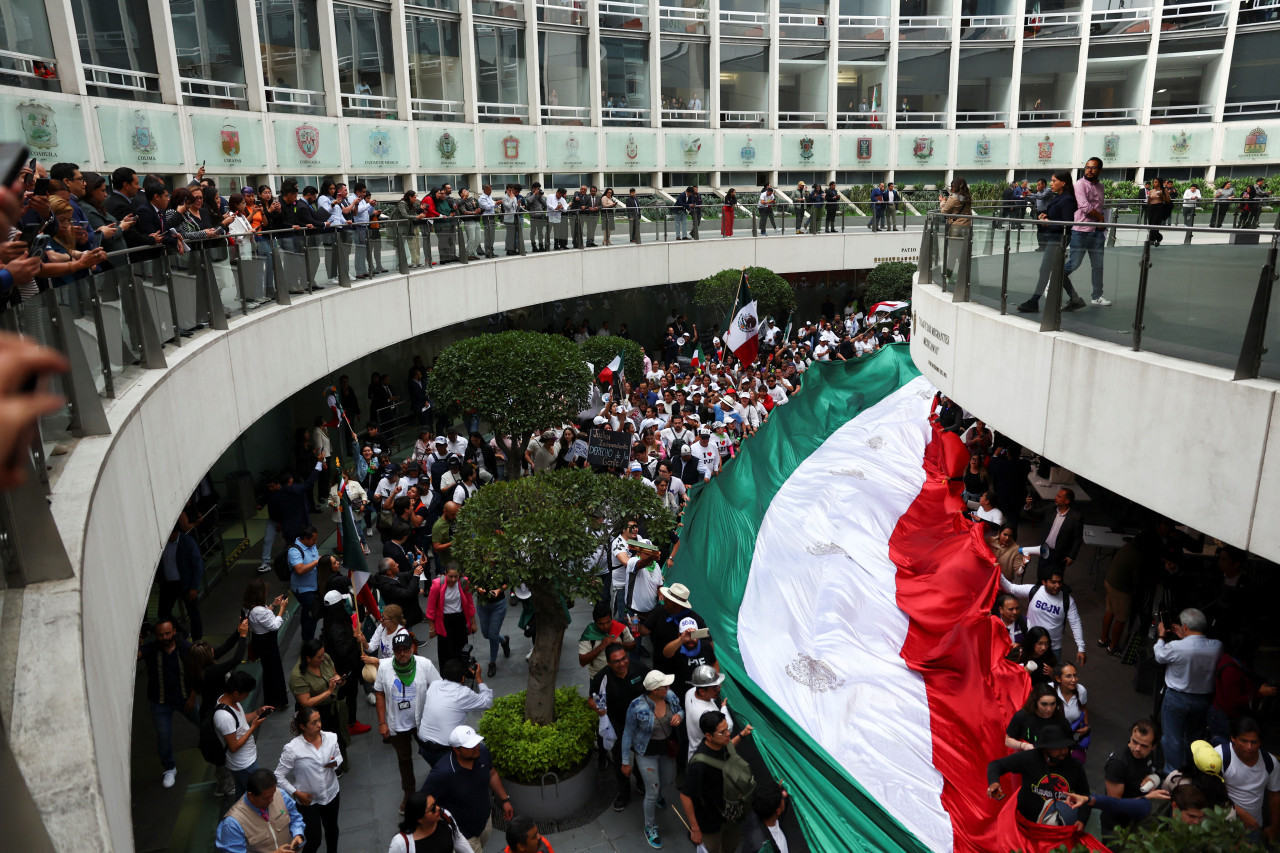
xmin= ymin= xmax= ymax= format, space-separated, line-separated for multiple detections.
xmin=501 ymin=756 xmax=594 ymax=822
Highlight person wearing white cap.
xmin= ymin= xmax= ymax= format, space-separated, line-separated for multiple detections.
xmin=625 ymin=537 xmax=665 ymax=616
xmin=691 ymin=428 xmax=721 ymax=482
xmin=375 ymin=632 xmax=440 ymax=814
xmin=676 ymin=444 xmax=701 ymax=488
xmin=421 ymin=724 xmax=515 ymax=852
xmin=629 ymin=461 xmax=658 ymax=491
xmin=621 ymin=670 xmax=684 ymax=849
xmin=658 ymin=414 xmax=694 ymax=457
xmin=711 ymin=422 xmax=736 ymax=461
xmin=669 ymin=615 xmax=718 ymax=701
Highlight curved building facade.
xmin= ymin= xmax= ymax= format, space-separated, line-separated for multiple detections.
xmin=2 ymin=0 xmax=1277 ymax=198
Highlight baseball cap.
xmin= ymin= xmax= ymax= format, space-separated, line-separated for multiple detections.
xmin=434 ymin=436 xmax=447 ymax=446
xmin=642 ymin=671 xmax=676 ymax=691
xmin=241 ymin=185 xmax=254 ymax=195
xmin=698 ymin=427 xmax=711 ymax=436
xmin=680 ymin=445 xmax=692 ymax=455
xmin=678 ymin=616 xmax=698 ymax=633
xmin=629 ymin=462 xmax=642 ymax=472
xmin=323 ymin=589 xmax=346 ymax=606
xmin=593 ymin=415 xmax=608 ymax=426
xmin=392 ymin=633 xmax=414 ymax=650
xmin=449 ymin=725 xmax=484 ymax=749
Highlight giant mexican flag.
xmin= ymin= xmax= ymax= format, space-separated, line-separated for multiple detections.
xmin=672 ymin=345 xmax=1104 ymax=853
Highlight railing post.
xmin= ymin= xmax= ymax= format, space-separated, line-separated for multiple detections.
xmin=517 ymin=213 xmax=527 ymax=256
xmin=1234 ymin=236 xmax=1279 ymax=380
xmin=200 ymin=247 xmax=229 ymax=331
xmin=124 ymin=263 xmax=168 ymax=368
xmin=1131 ymin=239 xmax=1154 ymax=352
xmin=941 ymin=221 xmax=952 ymax=290
xmin=231 ymin=241 xmax=250 ymax=316
xmin=1000 ymin=226 xmax=1011 ymax=315
xmin=272 ymin=233 xmax=292 ymax=305
xmin=1040 ymin=231 xmax=1069 ymax=332
xmin=751 ymin=211 xmax=758 ymax=237
xmin=46 ymin=291 xmax=110 ymax=436
xmin=918 ymin=217 xmax=934 ymax=285
xmin=456 ymin=219 xmax=470 ymax=264
xmin=162 ymin=252 xmax=181 ymax=346
xmin=1106 ymin=209 xmax=1119 ymax=248
xmin=86 ymin=274 xmax=115 ymax=398
xmin=336 ymin=228 xmax=352 ymax=287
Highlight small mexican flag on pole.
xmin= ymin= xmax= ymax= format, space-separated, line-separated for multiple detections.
xmin=598 ymin=352 xmax=624 ymax=385
xmin=691 ymin=345 xmax=703 ymax=372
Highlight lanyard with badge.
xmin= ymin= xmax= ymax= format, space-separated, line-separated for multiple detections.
xmin=398 ymin=677 xmax=412 ymax=711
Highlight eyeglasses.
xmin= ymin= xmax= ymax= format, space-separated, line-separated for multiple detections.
xmin=426 ymin=801 xmax=439 ymax=814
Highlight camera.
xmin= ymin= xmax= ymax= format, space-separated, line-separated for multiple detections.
xmin=459 ymin=643 xmax=477 ymax=670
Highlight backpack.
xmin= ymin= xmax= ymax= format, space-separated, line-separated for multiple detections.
xmin=198 ymin=702 xmax=236 ymax=766
xmin=1213 ymin=737 xmax=1275 ymax=775
xmin=690 ymin=742 xmax=757 ymax=823
xmin=273 ymin=543 xmax=302 ymax=583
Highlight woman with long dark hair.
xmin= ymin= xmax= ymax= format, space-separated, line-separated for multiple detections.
xmin=275 ymin=706 xmax=343 ymax=853
xmin=289 ymin=637 xmax=351 ymax=763
xmin=1009 ymin=625 xmax=1058 ymax=687
xmin=1018 ymin=170 xmax=1084 ymax=313
xmin=242 ymin=578 xmax=289 ymax=709
xmin=1005 ymin=683 xmax=1069 ymax=751
xmin=387 ymin=791 xmax=470 ymax=853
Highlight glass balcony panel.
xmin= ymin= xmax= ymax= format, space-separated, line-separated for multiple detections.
xmin=602 ymin=36 xmax=652 ymax=126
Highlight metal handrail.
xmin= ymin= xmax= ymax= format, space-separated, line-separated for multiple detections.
xmin=1223 ymin=99 xmax=1280 ymax=116
xmin=83 ymin=64 xmax=160 ymax=93
xmin=922 ymin=208 xmax=1280 ymax=380
xmin=267 ymin=86 xmax=325 ymax=107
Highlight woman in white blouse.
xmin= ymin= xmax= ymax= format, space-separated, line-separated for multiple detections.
xmin=243 ymin=578 xmax=289 ymax=709
xmin=1056 ymin=662 xmax=1091 ymax=761
xmin=361 ymin=604 xmax=411 ymax=698
xmin=275 ymin=706 xmax=343 ymax=853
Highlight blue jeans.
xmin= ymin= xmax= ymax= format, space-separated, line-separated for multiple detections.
xmin=632 ymin=751 xmax=675 ymax=829
xmin=1062 ymin=229 xmax=1106 ymax=300
xmin=150 ymin=701 xmax=200 ymax=771
xmin=261 ymin=521 xmax=277 ymax=565
xmin=294 ymin=589 xmax=318 ymax=641
xmin=674 ymin=211 xmax=688 ymax=239
xmin=254 ymin=236 xmax=275 ymax=294
xmin=230 ymin=762 xmax=259 ymax=799
xmin=477 ymin=599 xmax=508 ymax=663
xmin=612 ymin=587 xmax=628 ymax=623
xmin=1161 ymin=688 xmax=1213 ymax=774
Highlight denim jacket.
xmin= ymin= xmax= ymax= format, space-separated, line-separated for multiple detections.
xmin=620 ymin=689 xmax=683 ymax=766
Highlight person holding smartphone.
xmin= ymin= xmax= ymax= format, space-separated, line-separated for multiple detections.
xmin=214 ymin=670 xmax=274 ymax=799
xmin=275 ymin=706 xmax=343 ymax=853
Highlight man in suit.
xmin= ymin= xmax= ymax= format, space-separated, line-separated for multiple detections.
xmin=105 ymin=167 xmax=139 ymax=222
xmin=584 ymin=185 xmax=601 ymax=247
xmin=687 ymin=186 xmax=703 ymax=240
xmin=127 ymin=183 xmax=181 ymax=261
xmin=1032 ymin=487 xmax=1085 ymax=580
xmin=870 ymin=182 xmax=885 ymax=232
xmin=824 ymin=182 xmax=840 ymax=233
xmin=884 ymin=182 xmax=902 ymax=231
xmin=624 ymin=187 xmax=642 ymax=243
xmin=570 ymin=185 xmax=589 ymax=248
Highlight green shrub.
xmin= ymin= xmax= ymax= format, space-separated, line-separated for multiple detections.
xmin=1051 ymin=805 xmax=1257 ymax=853
xmin=845 ymin=184 xmax=872 ymax=203
xmin=478 ymin=687 xmax=596 ymax=784
xmin=864 ymin=261 xmax=918 ymax=305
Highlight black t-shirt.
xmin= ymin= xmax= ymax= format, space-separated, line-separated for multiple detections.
xmin=682 ymin=741 xmax=727 ymax=833
xmin=1101 ymin=746 xmax=1159 ymax=831
xmin=644 ymin=608 xmax=708 ymax=675
xmin=988 ymin=750 xmax=1091 ymax=825
xmin=670 ymin=639 xmax=717 ymax=698
xmin=590 ymin=662 xmax=650 ymax=735
xmin=411 ymin=822 xmax=456 ymax=853
xmin=1005 ymin=711 xmax=1069 ymax=747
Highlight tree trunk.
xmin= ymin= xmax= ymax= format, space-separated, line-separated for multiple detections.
xmin=523 ymin=590 xmax=571 ymax=725
xmin=496 ymin=433 xmax=520 ymax=481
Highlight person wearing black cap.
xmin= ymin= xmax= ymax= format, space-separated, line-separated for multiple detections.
xmin=375 ymin=632 xmax=440 ymax=814
xmin=987 ymin=726 xmax=1092 ymax=829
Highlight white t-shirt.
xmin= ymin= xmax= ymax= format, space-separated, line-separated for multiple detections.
xmin=1218 ymin=743 xmax=1280 ymax=824
xmin=766 ymin=823 xmax=790 ymax=853
xmin=684 ymin=689 xmax=734 ymax=758
xmin=376 ymin=657 xmax=434 ymax=734
xmin=628 ymin=556 xmax=663 ymax=613
xmin=367 ymin=624 xmax=409 ymax=659
xmin=691 ymin=441 xmax=721 ymax=479
xmin=214 ymin=701 xmax=256 ymax=771
xmin=610 ymin=534 xmax=631 ymax=589
xmin=1056 ymin=684 xmax=1088 ymax=725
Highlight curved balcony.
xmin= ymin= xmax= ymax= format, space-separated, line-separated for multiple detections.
xmin=6 ymin=219 xmax=926 ymax=853
xmin=911 ymin=208 xmax=1280 ymax=570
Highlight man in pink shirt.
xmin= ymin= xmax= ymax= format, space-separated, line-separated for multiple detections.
xmin=1062 ymin=157 xmax=1112 ymax=307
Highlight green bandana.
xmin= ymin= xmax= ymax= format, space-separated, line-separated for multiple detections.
xmin=581 ymin=622 xmax=613 ymax=643
xmin=392 ymin=656 xmax=416 ymax=687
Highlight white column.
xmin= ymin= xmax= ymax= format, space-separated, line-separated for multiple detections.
xmin=525 ymin=0 xmax=543 ymax=125
xmin=459 ymin=2 xmax=481 ymax=124
xmin=147 ymin=0 xmax=183 ymax=105
xmin=825 ymin=5 xmax=839 ymax=129
xmin=237 ymin=0 xmax=267 ymax=113
xmin=390 ymin=0 xmax=414 ymax=121
xmin=588 ymin=0 xmax=603 ymax=127
xmin=1210 ymin=0 xmax=1241 ymax=123
xmin=885 ymin=0 xmax=900 ymax=130
xmin=1137 ymin=4 xmax=1164 ymax=126
xmin=649 ymin=0 xmax=662 ymax=128
xmin=44 ymin=0 xmax=85 ymax=96
xmin=1008 ymin=10 xmax=1026 ymax=129
xmin=768 ymin=0 xmax=781 ymax=129
xmin=317 ymin=0 xmax=344 ymax=118
xmin=945 ymin=3 xmax=961 ymax=129
xmin=1071 ymin=0 xmax=1091 ymax=127
xmin=709 ymin=0 xmax=721 ymax=129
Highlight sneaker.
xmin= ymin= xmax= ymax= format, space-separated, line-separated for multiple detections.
xmin=525 ymin=649 xmax=533 ymax=661
xmin=1091 ymin=297 xmax=1113 ymax=306
xmin=1016 ymin=301 xmax=1039 ymax=313
xmin=257 ymin=563 xmax=272 ymax=574
xmin=644 ymin=826 xmax=663 ymax=848
xmin=487 ymin=662 xmax=497 ymax=677
xmin=656 ymin=796 xmax=667 ymax=810
xmin=162 ymin=769 xmax=177 ymax=789
xmin=348 ymin=721 xmax=372 ymax=735
xmin=613 ymin=793 xmax=630 ymax=812
xmin=1064 ymin=296 xmax=1087 ymax=311
xmin=501 ymin=635 xmax=511 ymax=658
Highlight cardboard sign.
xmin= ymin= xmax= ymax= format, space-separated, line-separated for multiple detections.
xmin=587 ymin=428 xmax=631 ymax=470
